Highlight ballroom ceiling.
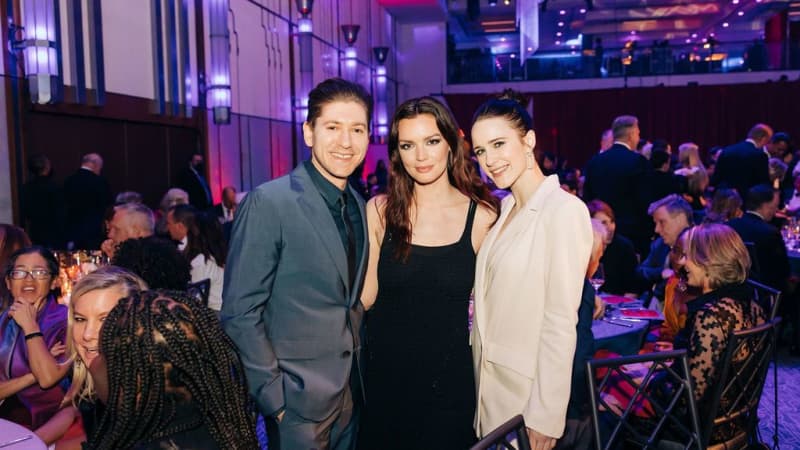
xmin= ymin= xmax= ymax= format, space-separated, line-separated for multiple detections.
xmin=445 ymin=0 xmax=796 ymax=54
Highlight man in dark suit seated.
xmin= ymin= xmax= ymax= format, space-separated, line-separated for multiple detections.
xmin=636 ymin=194 xmax=693 ymax=307
xmin=63 ymin=153 xmax=112 ymax=250
xmin=222 ymin=78 xmax=371 ymax=450
xmin=711 ymin=123 xmax=772 ymax=200
xmin=211 ymin=186 xmax=238 ymax=224
xmin=726 ymin=184 xmax=789 ymax=293
xmin=584 ymin=115 xmax=654 ymax=257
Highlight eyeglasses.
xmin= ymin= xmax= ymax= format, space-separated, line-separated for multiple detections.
xmin=7 ymin=269 xmax=53 ymax=280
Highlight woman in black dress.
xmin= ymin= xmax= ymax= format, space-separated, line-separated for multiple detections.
xmin=359 ymin=97 xmax=498 ymax=449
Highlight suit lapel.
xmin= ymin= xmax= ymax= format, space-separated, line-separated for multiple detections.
xmin=292 ymin=166 xmax=350 ymax=291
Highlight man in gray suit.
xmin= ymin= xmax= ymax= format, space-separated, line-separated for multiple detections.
xmin=222 ymin=78 xmax=372 ymax=450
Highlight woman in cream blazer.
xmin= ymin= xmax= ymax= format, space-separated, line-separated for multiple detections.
xmin=470 ymin=91 xmax=593 ymax=449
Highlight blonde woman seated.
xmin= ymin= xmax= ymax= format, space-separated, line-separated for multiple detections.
xmin=33 ymin=266 xmax=147 ymax=448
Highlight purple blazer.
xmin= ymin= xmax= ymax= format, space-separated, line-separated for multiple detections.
xmin=0 ymin=296 xmax=67 ymax=428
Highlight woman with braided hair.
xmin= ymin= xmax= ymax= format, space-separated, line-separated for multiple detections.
xmin=85 ymin=290 xmax=258 ymax=449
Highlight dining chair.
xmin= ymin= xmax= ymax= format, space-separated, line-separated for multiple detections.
xmin=745 ymin=278 xmax=782 ymax=320
xmin=586 ymin=349 xmax=703 ymax=450
xmin=699 ymin=318 xmax=780 ymax=450
xmin=469 ymin=415 xmax=531 ymax=450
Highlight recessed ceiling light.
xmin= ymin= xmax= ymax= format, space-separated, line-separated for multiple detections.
xmin=738 ymin=11 xmax=744 ymax=16
xmin=556 ymin=31 xmax=562 ymax=37
xmin=732 ymin=0 xmax=739 ymax=4
xmin=559 ymin=10 xmax=566 ymax=15
xmin=691 ymin=33 xmax=698 ymax=38
xmin=558 ymin=21 xmax=564 ymax=27
xmin=723 ymin=22 xmax=729 ymax=27
xmin=510 ymin=53 xmax=516 ymax=58
xmin=555 ymin=40 xmax=561 ymax=45
xmin=630 ymin=30 xmax=636 ymax=35
xmin=527 ymin=47 xmax=533 ymax=51
xmin=504 ymin=0 xmax=510 ymax=5
xmin=685 ymin=38 xmax=691 ymax=43
xmin=579 ymin=8 xmax=586 ymax=14
xmin=500 ymin=37 xmax=506 ymax=41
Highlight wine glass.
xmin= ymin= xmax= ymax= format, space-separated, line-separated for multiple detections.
xmin=590 ymin=263 xmax=605 ymax=292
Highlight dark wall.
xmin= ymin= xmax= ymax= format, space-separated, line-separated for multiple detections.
xmin=445 ymin=79 xmax=800 ymax=169
xmin=20 ymin=93 xmax=201 ymax=210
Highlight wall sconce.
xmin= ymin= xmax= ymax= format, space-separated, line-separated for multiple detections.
xmin=9 ymin=0 xmax=61 ymax=104
xmin=295 ymin=0 xmax=313 ymax=17
xmin=372 ymin=46 xmax=389 ymax=140
xmin=208 ymin=0 xmax=231 ymax=125
xmin=340 ymin=25 xmax=360 ymax=81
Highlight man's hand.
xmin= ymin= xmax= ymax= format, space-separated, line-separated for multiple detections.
xmin=526 ymin=427 xmax=556 ymax=450
xmin=101 ymin=239 xmax=117 ymax=259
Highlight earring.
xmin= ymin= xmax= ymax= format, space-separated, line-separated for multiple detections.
xmin=526 ymin=152 xmax=534 ymax=170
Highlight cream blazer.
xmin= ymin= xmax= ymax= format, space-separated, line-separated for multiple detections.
xmin=471 ymin=175 xmax=593 ymax=438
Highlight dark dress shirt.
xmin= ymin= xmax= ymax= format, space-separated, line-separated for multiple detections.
xmin=304 ymin=160 xmax=364 ymax=273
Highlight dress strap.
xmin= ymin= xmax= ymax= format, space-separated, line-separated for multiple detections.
xmin=460 ymin=200 xmax=478 ymax=244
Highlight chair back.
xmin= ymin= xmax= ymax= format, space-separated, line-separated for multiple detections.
xmin=587 ymin=349 xmax=703 ymax=450
xmin=743 ymin=242 xmax=761 ymax=281
xmin=186 ymin=278 xmax=211 ymax=307
xmin=469 ymin=415 xmax=531 ymax=450
xmin=746 ymin=278 xmax=781 ymax=320
xmin=699 ymin=318 xmax=780 ymax=449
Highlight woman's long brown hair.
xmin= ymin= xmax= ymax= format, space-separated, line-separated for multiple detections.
xmin=384 ymin=97 xmax=499 ymax=262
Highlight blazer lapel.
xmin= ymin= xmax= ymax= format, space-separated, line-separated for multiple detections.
xmin=474 ymin=196 xmax=514 ymax=336
xmin=291 ymin=166 xmax=349 ymax=290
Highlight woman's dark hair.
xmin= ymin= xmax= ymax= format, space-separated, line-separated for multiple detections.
xmin=386 ymin=96 xmax=499 ymax=261
xmin=471 ymin=89 xmax=533 ymax=138
xmin=170 ymin=205 xmax=227 ymax=267
xmin=111 ymin=237 xmax=191 ymax=290
xmin=4 ymin=245 xmax=58 ymax=278
xmin=0 ymin=225 xmax=33 ymax=273
xmin=306 ymin=77 xmax=373 ymax=127
xmin=87 ymin=290 xmax=258 ymax=449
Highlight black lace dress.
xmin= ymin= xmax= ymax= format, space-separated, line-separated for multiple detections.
xmin=676 ymin=282 xmax=766 ymax=443
xmin=360 ymin=202 xmax=478 ymax=450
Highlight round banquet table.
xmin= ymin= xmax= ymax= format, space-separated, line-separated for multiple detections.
xmin=592 ymin=318 xmax=649 ymax=356
xmin=0 ymin=419 xmax=47 ymax=450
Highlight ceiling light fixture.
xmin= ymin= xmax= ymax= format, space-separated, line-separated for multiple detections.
xmin=557 ymin=21 xmax=564 ymax=27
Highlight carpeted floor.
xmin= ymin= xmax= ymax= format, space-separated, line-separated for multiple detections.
xmin=758 ymin=348 xmax=800 ymax=449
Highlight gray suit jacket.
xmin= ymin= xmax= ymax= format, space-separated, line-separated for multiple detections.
xmin=221 ymin=164 xmax=368 ymax=422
